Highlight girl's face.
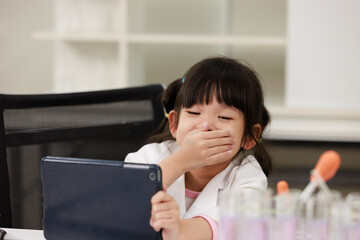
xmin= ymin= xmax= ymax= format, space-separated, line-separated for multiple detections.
xmin=170 ymin=95 xmax=247 ymax=157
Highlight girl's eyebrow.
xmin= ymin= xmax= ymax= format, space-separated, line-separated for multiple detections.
xmin=221 ymin=106 xmax=242 ymax=115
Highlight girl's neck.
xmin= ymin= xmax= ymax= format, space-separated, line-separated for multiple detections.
xmin=185 ymin=161 xmax=231 ymax=192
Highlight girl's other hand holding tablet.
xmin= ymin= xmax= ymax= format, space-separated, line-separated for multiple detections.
xmin=150 ymin=187 xmax=180 ymax=240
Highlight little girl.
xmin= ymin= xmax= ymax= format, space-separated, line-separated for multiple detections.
xmin=125 ymin=56 xmax=272 ymax=240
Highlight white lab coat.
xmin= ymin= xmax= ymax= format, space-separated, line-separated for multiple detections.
xmin=124 ymin=140 xmax=267 ymax=222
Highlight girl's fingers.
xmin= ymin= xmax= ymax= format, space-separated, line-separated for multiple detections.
xmin=200 ymin=129 xmax=232 ymax=139
xmin=151 ymin=208 xmax=179 ymax=222
xmin=150 ymin=191 xmax=179 ymax=221
xmin=206 ymin=145 xmax=234 ymax=156
xmin=151 ymin=200 xmax=178 ymax=215
xmin=150 ymin=191 xmax=180 ymax=233
xmin=205 ymin=137 xmax=235 ymax=148
xmin=150 ymin=217 xmax=178 ymax=232
xmin=186 ymin=127 xmax=205 ymax=137
xmin=151 ymin=190 xmax=173 ymax=204
xmin=206 ymin=150 xmax=236 ymax=164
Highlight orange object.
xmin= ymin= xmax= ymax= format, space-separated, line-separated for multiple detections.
xmin=311 ymin=150 xmax=341 ymax=182
xmin=277 ymin=180 xmax=289 ymax=195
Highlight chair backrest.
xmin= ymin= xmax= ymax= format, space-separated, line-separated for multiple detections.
xmin=0 ymin=84 xmax=164 ymax=229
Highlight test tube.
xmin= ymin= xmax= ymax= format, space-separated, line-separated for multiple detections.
xmin=244 ymin=190 xmax=273 ymax=240
xmin=306 ymin=192 xmax=332 ymax=240
xmin=343 ymin=192 xmax=360 ymax=240
xmin=219 ymin=190 xmax=249 ymax=240
xmin=275 ymin=189 xmax=300 ymax=240
xmin=320 ymin=190 xmax=343 ymax=240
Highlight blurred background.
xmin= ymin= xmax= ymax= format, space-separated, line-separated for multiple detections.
xmin=1 ymin=0 xmax=360 ymax=197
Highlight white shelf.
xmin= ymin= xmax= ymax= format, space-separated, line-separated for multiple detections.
xmin=127 ymin=34 xmax=285 ymax=46
xmin=33 ymin=31 xmax=285 ymax=47
xmin=266 ymin=107 xmax=360 ymax=142
xmin=32 ymin=31 xmax=120 ymax=42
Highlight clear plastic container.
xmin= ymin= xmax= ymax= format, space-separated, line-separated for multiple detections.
xmin=219 ymin=189 xmax=273 ymax=240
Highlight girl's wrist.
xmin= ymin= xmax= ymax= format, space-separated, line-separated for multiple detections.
xmin=172 ymin=150 xmax=189 ymax=173
xmin=159 ymin=151 xmax=187 ymax=187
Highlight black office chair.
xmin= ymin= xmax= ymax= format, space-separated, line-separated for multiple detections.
xmin=0 ymin=84 xmax=164 ymax=229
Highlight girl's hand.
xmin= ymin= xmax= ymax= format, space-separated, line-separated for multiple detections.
xmin=178 ymin=122 xmax=235 ymax=170
xmin=150 ymin=190 xmax=180 ymax=240
xmin=159 ymin=122 xmax=236 ymax=189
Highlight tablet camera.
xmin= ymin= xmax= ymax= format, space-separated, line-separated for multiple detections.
xmin=149 ymin=172 xmax=157 ymax=181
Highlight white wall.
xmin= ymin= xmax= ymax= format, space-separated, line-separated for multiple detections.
xmin=286 ymin=0 xmax=360 ymax=111
xmin=0 ymin=0 xmax=53 ymax=94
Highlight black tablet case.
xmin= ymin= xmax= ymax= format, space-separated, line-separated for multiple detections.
xmin=41 ymin=156 xmax=162 ymax=240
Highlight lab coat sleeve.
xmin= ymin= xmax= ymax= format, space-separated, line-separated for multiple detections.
xmin=124 ymin=141 xmax=176 ymax=165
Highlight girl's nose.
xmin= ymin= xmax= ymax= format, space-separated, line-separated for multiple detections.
xmin=202 ymin=121 xmax=214 ymax=131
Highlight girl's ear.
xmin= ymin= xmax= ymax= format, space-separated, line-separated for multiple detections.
xmin=243 ymin=124 xmax=262 ymax=150
xmin=168 ymin=110 xmax=178 ymax=138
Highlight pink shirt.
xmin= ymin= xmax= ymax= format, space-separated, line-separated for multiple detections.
xmin=185 ymin=188 xmax=219 ymax=240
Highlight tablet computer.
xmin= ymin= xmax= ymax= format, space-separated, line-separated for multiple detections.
xmin=41 ymin=156 xmax=162 ymax=240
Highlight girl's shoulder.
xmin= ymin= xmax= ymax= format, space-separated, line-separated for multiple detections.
xmin=235 ymin=155 xmax=266 ymax=178
xmin=124 ymin=140 xmax=178 ymax=164
xmin=224 ymin=155 xmax=267 ymax=191
xmin=137 ymin=140 xmax=178 ymax=155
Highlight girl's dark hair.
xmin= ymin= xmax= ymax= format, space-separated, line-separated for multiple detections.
xmin=147 ymin=79 xmax=182 ymax=143
xmin=148 ymin=56 xmax=272 ymax=176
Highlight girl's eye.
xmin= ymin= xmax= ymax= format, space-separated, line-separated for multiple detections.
xmin=218 ymin=116 xmax=233 ymax=120
xmin=187 ymin=111 xmax=200 ymax=115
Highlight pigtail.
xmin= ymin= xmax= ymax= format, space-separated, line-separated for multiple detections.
xmin=253 ymin=104 xmax=272 ymax=176
xmin=146 ymin=78 xmax=182 ymax=143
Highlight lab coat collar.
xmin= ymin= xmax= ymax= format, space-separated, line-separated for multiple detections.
xmin=183 ymin=162 xmax=236 ymax=219
xmin=167 ymin=174 xmax=186 ymax=217
xmin=167 ymin=151 xmax=245 ymax=219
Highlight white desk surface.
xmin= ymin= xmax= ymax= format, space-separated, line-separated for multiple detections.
xmin=2 ymin=228 xmax=45 ymax=240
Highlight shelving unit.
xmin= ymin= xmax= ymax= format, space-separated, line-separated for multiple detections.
xmin=32 ymin=0 xmax=360 ymax=142
xmin=33 ymin=0 xmax=286 ymax=99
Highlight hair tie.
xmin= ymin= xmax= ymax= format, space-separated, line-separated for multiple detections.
xmin=182 ymin=77 xmax=185 ymax=83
